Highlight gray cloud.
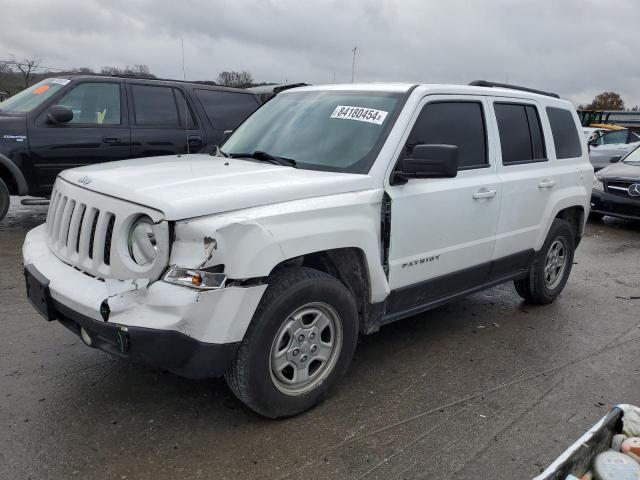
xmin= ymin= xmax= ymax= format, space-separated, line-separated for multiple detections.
xmin=1 ymin=0 xmax=639 ymax=106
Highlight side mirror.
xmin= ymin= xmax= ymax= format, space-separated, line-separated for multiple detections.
xmin=610 ymin=155 xmax=622 ymax=163
xmin=393 ymin=144 xmax=459 ymax=184
xmin=46 ymin=105 xmax=73 ymax=125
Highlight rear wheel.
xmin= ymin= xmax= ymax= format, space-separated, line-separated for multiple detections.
xmin=514 ymin=218 xmax=575 ymax=304
xmin=225 ymin=267 xmax=358 ymax=418
xmin=0 ymin=178 xmax=9 ymax=222
xmin=589 ymin=211 xmax=604 ymax=222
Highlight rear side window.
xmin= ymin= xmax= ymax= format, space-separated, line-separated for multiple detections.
xmin=405 ymin=101 xmax=487 ymax=169
xmin=131 ymin=84 xmax=181 ymax=126
xmin=494 ymin=103 xmax=546 ymax=165
xmin=194 ymin=89 xmax=260 ymax=131
xmin=546 ymin=107 xmax=582 ymax=159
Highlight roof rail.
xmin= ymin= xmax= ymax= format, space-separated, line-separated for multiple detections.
xmin=468 ymin=80 xmax=560 ymax=99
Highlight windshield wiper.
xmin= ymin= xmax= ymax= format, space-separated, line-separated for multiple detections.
xmin=213 ymin=146 xmax=229 ymax=158
xmin=228 ymin=150 xmax=297 ymax=167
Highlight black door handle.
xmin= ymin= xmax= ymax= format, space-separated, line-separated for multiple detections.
xmin=102 ymin=137 xmax=119 ymax=144
xmin=188 ymin=135 xmax=202 ymax=144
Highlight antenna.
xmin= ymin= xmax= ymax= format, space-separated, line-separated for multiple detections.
xmin=351 ymin=46 xmax=358 ymax=83
xmin=181 ymin=36 xmax=190 ymax=155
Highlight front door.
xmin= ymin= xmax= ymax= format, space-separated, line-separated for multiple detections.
xmin=385 ymin=96 xmax=501 ymax=315
xmin=29 ymin=80 xmax=131 ymax=193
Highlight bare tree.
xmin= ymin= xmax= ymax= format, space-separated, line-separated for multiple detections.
xmin=100 ymin=66 xmax=123 ymax=76
xmin=125 ymin=64 xmax=156 ymax=78
xmin=216 ymin=71 xmax=254 ymax=88
xmin=587 ymin=92 xmax=625 ymax=111
xmin=100 ymin=64 xmax=156 ymax=78
xmin=7 ymin=55 xmax=42 ymax=89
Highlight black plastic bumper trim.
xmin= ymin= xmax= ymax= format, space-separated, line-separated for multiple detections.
xmin=53 ymin=300 xmax=239 ymax=379
xmin=591 ymin=191 xmax=640 ymax=221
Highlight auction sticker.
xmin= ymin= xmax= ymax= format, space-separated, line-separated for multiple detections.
xmin=330 ymin=105 xmax=388 ymax=125
xmin=50 ymin=78 xmax=70 ymax=86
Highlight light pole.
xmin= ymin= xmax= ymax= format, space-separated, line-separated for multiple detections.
xmin=351 ymin=46 xmax=357 ymax=83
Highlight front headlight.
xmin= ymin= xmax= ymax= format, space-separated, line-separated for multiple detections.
xmin=163 ymin=266 xmax=227 ymax=290
xmin=128 ymin=216 xmax=157 ymax=266
xmin=592 ymin=175 xmax=604 ymax=192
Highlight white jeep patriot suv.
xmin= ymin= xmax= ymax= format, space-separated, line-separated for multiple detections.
xmin=23 ymin=81 xmax=592 ymax=418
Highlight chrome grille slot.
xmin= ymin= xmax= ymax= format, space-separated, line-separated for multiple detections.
xmin=606 ymin=180 xmax=637 ymax=198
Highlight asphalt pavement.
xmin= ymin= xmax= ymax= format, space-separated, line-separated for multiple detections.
xmin=1 ymin=197 xmax=639 ymax=479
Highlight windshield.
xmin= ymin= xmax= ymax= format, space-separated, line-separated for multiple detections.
xmin=0 ymin=78 xmax=69 ymax=114
xmin=623 ymin=146 xmax=640 ymax=165
xmin=221 ymin=90 xmax=405 ymax=173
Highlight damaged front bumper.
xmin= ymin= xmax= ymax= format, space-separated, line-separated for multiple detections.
xmin=23 ymin=225 xmax=267 ymax=379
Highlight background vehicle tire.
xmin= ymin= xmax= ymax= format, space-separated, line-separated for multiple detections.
xmin=0 ymin=178 xmax=9 ymax=222
xmin=514 ymin=218 xmax=575 ymax=305
xmin=225 ymin=267 xmax=359 ymax=418
xmin=589 ymin=211 xmax=604 ymax=222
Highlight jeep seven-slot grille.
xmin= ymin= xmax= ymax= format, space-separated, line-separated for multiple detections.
xmin=46 ymin=188 xmax=116 ymax=275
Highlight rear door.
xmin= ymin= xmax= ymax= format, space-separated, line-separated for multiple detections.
xmin=193 ymin=89 xmax=261 ymax=146
xmin=491 ymin=99 xmax=551 ymax=266
xmin=127 ymin=82 xmax=205 ymax=158
xmin=28 ymin=79 xmax=130 ymax=191
xmin=385 ymin=95 xmax=501 ymax=315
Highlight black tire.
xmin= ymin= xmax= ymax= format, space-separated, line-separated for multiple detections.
xmin=0 ymin=178 xmax=9 ymax=222
xmin=589 ymin=211 xmax=604 ymax=222
xmin=225 ymin=267 xmax=358 ymax=418
xmin=514 ymin=218 xmax=575 ymax=305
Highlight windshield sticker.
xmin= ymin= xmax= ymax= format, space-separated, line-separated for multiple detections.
xmin=330 ymin=105 xmax=388 ymax=125
xmin=33 ymin=85 xmax=50 ymax=95
xmin=49 ymin=78 xmax=70 ymax=86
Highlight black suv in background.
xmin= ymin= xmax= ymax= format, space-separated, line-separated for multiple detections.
xmin=0 ymin=75 xmax=262 ymax=220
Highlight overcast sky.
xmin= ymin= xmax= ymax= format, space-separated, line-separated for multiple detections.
xmin=1 ymin=0 xmax=639 ymax=107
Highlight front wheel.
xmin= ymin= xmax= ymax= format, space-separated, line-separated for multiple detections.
xmin=514 ymin=218 xmax=575 ymax=304
xmin=225 ymin=267 xmax=358 ymax=418
xmin=0 ymin=178 xmax=9 ymax=222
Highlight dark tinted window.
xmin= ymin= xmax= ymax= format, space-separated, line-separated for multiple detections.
xmin=546 ymin=107 xmax=582 ymax=159
xmin=405 ymin=101 xmax=487 ymax=168
xmin=494 ymin=103 xmax=546 ymax=164
xmin=131 ymin=84 xmax=180 ymax=126
xmin=195 ymin=89 xmax=259 ymax=131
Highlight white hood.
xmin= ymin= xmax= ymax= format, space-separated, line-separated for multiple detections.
xmin=59 ymin=154 xmax=374 ymax=220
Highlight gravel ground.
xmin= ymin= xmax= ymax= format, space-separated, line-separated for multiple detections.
xmin=1 ymin=196 xmax=639 ymax=479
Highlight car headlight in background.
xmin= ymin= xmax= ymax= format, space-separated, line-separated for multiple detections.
xmin=592 ymin=175 xmax=604 ymax=192
xmin=163 ymin=266 xmax=227 ymax=290
xmin=128 ymin=216 xmax=157 ymax=266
